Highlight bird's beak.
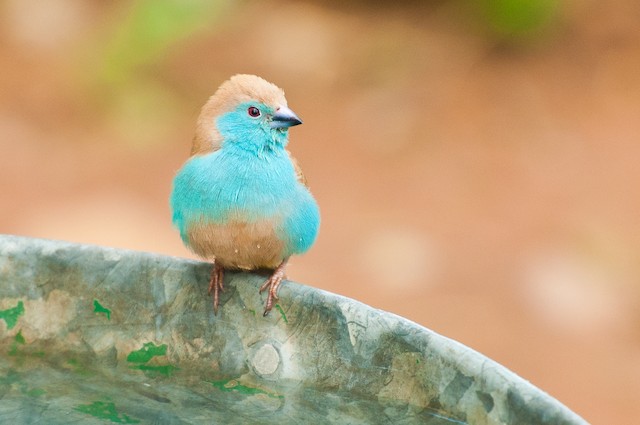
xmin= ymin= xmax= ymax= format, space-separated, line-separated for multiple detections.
xmin=270 ymin=106 xmax=302 ymax=129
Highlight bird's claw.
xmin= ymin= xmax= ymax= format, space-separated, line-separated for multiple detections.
xmin=260 ymin=259 xmax=288 ymax=316
xmin=209 ymin=263 xmax=224 ymax=314
xmin=260 ymin=277 xmax=281 ymax=316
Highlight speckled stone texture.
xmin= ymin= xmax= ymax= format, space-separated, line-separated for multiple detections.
xmin=0 ymin=235 xmax=588 ymax=424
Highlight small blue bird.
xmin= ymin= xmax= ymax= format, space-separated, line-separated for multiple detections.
xmin=170 ymin=74 xmax=320 ymax=316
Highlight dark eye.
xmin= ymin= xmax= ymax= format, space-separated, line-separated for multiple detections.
xmin=247 ymin=106 xmax=261 ymax=118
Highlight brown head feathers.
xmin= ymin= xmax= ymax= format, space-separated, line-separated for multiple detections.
xmin=191 ymin=74 xmax=288 ymax=155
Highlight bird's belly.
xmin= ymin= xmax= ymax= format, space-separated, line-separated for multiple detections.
xmin=186 ymin=218 xmax=285 ymax=270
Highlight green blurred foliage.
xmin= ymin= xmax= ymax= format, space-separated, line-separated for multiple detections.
xmin=478 ymin=0 xmax=560 ymax=41
xmin=85 ymin=0 xmax=232 ymax=147
xmin=305 ymin=0 xmax=560 ymax=43
xmin=98 ymin=0 xmax=229 ymax=87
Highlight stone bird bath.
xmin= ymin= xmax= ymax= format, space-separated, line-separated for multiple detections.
xmin=0 ymin=235 xmax=587 ymax=424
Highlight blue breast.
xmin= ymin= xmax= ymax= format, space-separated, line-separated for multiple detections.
xmin=170 ymin=147 xmax=320 ymax=256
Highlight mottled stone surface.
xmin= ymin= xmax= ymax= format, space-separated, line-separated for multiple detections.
xmin=0 ymin=235 xmax=588 ymax=424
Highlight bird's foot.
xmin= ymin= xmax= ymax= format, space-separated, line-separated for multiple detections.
xmin=208 ymin=262 xmax=224 ymax=314
xmin=259 ymin=258 xmax=289 ymax=316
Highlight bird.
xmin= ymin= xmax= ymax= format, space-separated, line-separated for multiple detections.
xmin=170 ymin=74 xmax=320 ymax=316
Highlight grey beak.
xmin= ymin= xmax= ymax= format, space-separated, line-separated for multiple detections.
xmin=270 ymin=106 xmax=302 ymax=128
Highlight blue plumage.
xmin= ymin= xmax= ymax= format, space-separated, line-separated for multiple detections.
xmin=169 ymin=74 xmax=320 ymax=315
xmin=170 ymin=135 xmax=320 ymax=256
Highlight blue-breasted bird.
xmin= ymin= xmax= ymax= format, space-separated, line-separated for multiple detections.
xmin=170 ymin=74 xmax=320 ymax=316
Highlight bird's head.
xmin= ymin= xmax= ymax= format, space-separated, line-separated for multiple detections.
xmin=191 ymin=74 xmax=302 ymax=156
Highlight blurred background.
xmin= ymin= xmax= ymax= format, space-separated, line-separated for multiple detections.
xmin=1 ymin=0 xmax=639 ymax=422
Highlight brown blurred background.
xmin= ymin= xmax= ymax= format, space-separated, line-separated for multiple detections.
xmin=1 ymin=0 xmax=639 ymax=423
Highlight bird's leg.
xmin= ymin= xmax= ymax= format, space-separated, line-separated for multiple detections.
xmin=259 ymin=258 xmax=289 ymax=316
xmin=208 ymin=262 xmax=224 ymax=314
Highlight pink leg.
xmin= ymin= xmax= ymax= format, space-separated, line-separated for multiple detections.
xmin=259 ymin=258 xmax=289 ymax=316
xmin=208 ymin=262 xmax=224 ymax=314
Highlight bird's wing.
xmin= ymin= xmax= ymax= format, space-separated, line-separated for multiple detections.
xmin=287 ymin=150 xmax=308 ymax=187
xmin=190 ymin=135 xmax=222 ymax=156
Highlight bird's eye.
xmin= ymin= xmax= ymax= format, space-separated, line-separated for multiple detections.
xmin=247 ymin=106 xmax=261 ymax=118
